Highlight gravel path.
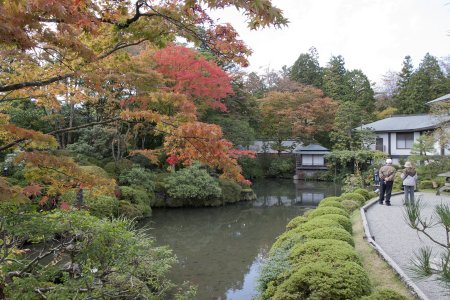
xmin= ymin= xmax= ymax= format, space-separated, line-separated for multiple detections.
xmin=365 ymin=192 xmax=450 ymax=300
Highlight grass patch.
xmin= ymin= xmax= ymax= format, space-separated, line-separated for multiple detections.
xmin=351 ymin=211 xmax=415 ymax=299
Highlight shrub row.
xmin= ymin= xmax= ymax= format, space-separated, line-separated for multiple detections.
xmin=259 ymin=197 xmax=370 ymax=299
xmin=258 ymin=189 xmax=406 ymax=299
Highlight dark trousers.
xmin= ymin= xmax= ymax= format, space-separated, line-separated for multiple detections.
xmin=379 ymin=181 xmax=393 ymax=203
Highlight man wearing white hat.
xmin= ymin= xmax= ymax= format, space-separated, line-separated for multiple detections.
xmin=378 ymin=158 xmax=396 ymax=206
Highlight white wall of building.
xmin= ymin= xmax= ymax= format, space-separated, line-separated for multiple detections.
xmin=372 ymin=131 xmax=447 ymax=158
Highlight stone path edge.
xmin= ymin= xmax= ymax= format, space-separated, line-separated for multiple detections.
xmin=360 ymin=193 xmax=429 ymax=300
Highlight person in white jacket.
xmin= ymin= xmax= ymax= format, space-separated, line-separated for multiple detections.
xmin=401 ymin=161 xmax=418 ymax=205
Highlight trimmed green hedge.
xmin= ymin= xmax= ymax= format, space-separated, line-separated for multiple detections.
xmin=289 ymin=239 xmax=360 ymax=265
xmin=320 ymin=196 xmax=343 ymax=203
xmin=341 ymin=199 xmax=360 ymax=214
xmin=303 ymin=227 xmax=354 ymax=247
xmin=341 ymin=192 xmax=366 ymax=205
xmin=295 ymin=218 xmax=344 ymax=233
xmin=304 ymin=213 xmax=353 ymax=236
xmin=307 ymin=207 xmax=349 ymax=220
xmin=318 ymin=200 xmax=344 ymax=209
xmin=259 ymin=193 xmax=371 ymax=300
xmin=285 ymin=216 xmax=308 ymax=231
xmin=271 ymin=261 xmax=371 ymax=300
xmin=353 ymin=188 xmax=371 ymax=200
xmin=368 ymin=191 xmax=378 ymax=199
xmin=270 ymin=229 xmax=305 ymax=254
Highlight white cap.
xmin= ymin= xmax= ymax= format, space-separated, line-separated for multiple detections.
xmin=386 ymin=158 xmax=393 ymax=165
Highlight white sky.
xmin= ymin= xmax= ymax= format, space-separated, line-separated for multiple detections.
xmin=209 ymin=0 xmax=450 ymax=85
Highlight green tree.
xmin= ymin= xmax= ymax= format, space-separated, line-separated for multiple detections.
xmin=330 ymin=102 xmax=363 ymax=150
xmin=322 ymin=55 xmax=350 ymax=101
xmin=346 ymin=69 xmax=375 ymax=112
xmin=395 ymin=53 xmax=449 ymax=114
xmin=409 ymin=134 xmax=437 ymax=163
xmin=204 ymin=115 xmax=256 ymax=147
xmin=290 ymin=47 xmax=323 ymax=87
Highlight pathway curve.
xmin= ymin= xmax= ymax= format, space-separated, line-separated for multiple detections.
xmin=363 ymin=192 xmax=449 ymax=300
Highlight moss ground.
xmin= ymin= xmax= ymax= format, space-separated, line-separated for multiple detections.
xmin=351 ymin=211 xmax=415 ymax=299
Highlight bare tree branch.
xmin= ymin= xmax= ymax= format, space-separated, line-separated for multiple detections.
xmin=0 ymin=74 xmax=73 ymax=92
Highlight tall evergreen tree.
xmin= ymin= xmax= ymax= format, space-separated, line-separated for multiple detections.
xmin=322 ymin=55 xmax=351 ymax=102
xmin=290 ymin=47 xmax=323 ymax=87
xmin=346 ymin=69 xmax=375 ymax=112
xmin=395 ymin=53 xmax=449 ymax=114
xmin=398 ymin=55 xmax=414 ymax=88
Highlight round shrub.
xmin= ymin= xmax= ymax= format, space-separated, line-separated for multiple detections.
xmin=272 ymin=261 xmax=371 ymax=300
xmin=341 ymin=199 xmax=360 ymax=213
xmin=270 ymin=230 xmax=305 ymax=254
xmin=318 ymin=200 xmax=344 ymax=209
xmin=368 ymin=191 xmax=378 ymax=199
xmin=286 ymin=216 xmax=308 ymax=231
xmin=307 ymin=207 xmax=349 ymax=220
xmin=419 ymin=180 xmax=434 ymax=190
xmin=219 ymin=179 xmax=242 ymax=203
xmin=295 ymin=218 xmax=344 ymax=233
xmin=119 ymin=186 xmax=151 ymax=216
xmin=303 ymin=227 xmax=354 ymax=247
xmin=165 ymin=164 xmax=221 ymax=201
xmin=85 ymin=195 xmax=118 ymax=218
xmin=289 ymin=239 xmax=360 ymax=265
xmin=267 ymin=158 xmax=295 ymax=178
xmin=103 ymin=159 xmax=133 ymax=176
xmin=353 ymin=188 xmax=371 ymax=200
xmin=311 ymin=214 xmax=352 ymax=233
xmin=118 ymin=200 xmax=144 ymax=219
xmin=119 ymin=166 xmax=155 ymax=192
xmin=360 ymin=289 xmax=408 ymax=300
xmin=320 ymin=196 xmax=343 ymax=203
xmin=341 ymin=192 xmax=366 ymax=205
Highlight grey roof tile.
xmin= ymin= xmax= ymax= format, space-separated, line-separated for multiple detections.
xmin=426 ymin=93 xmax=450 ymax=105
xmin=358 ymin=114 xmax=450 ymax=132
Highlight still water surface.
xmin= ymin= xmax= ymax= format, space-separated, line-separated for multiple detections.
xmin=145 ymin=179 xmax=341 ymax=300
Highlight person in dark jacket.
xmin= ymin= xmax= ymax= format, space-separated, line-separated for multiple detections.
xmin=378 ymin=158 xmax=396 ymax=206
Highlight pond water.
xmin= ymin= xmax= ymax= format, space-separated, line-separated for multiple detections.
xmin=144 ymin=179 xmax=341 ymax=300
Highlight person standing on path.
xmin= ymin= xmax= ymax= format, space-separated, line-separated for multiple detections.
xmin=379 ymin=158 xmax=396 ymax=206
xmin=401 ymin=161 xmax=417 ymax=205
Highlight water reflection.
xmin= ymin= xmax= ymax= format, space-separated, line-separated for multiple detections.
xmin=145 ymin=179 xmax=341 ymax=300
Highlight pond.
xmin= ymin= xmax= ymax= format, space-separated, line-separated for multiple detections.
xmin=145 ymin=179 xmax=342 ymax=300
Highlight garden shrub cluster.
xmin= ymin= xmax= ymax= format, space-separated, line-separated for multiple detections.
xmin=258 ymin=193 xmax=373 ymax=299
xmin=0 ymin=207 xmax=194 ymax=299
xmin=59 ymin=162 xmax=254 ymax=217
xmin=340 ymin=192 xmax=366 ymax=205
xmin=418 ymin=180 xmax=434 ymax=190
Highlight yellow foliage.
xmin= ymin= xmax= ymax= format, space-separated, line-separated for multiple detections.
xmin=376 ymin=107 xmax=398 ymax=120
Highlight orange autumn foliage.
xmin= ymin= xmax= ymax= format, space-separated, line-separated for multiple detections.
xmin=17 ymin=152 xmax=115 ymax=197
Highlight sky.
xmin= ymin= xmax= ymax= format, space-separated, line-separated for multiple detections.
xmin=209 ymin=0 xmax=450 ymax=86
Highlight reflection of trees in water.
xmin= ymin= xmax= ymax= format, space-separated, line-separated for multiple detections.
xmin=146 ymin=205 xmax=306 ymax=300
xmin=253 ymin=179 xmax=341 ymax=206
